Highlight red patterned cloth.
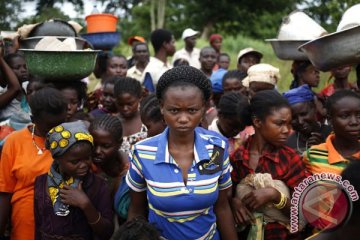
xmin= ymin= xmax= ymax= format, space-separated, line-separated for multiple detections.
xmin=230 ymin=136 xmax=310 ymax=240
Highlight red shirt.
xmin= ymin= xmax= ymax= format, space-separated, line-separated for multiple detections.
xmin=230 ymin=136 xmax=310 ymax=240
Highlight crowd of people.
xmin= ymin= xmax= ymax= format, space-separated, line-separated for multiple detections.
xmin=0 ymin=25 xmax=360 ymax=240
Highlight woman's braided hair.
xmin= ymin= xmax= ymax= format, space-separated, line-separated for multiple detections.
xmin=156 ymin=65 xmax=212 ymax=101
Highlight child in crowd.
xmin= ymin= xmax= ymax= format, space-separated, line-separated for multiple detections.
xmin=90 ymin=77 xmax=119 ymax=117
xmin=112 ymin=216 xmax=161 ymax=240
xmin=52 ymin=81 xmax=87 ymax=122
xmin=222 ymin=70 xmax=247 ymax=95
xmin=89 ymin=115 xmax=128 ymax=196
xmin=114 ymin=77 xmax=147 ymax=154
xmin=34 ymin=121 xmax=114 ymax=239
xmin=0 ymin=53 xmax=30 ymax=122
xmin=208 ymin=92 xmax=252 ymax=154
xmin=218 ymin=53 xmax=230 ymax=70
xmin=303 ymin=90 xmax=360 ymax=175
xmin=140 ymin=93 xmax=166 ymax=137
xmin=86 ymin=54 xmax=128 ymax=112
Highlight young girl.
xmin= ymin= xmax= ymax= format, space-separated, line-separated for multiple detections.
xmin=140 ymin=93 xmax=166 ymax=137
xmin=90 ymin=77 xmax=118 ymax=117
xmin=0 ymin=53 xmax=29 ymax=122
xmin=34 ymin=121 xmax=114 ymax=240
xmin=114 ymin=77 xmax=147 ymax=154
xmin=53 ymin=81 xmax=87 ymax=122
xmin=127 ymin=66 xmax=237 ymax=239
xmin=230 ymin=90 xmax=309 ymax=240
xmin=303 ymin=90 xmax=360 ymax=175
xmin=208 ymin=92 xmax=253 ymax=155
xmin=89 ymin=115 xmax=128 ymax=196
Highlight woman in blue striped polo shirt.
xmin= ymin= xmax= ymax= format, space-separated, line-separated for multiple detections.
xmin=126 ymin=66 xmax=237 ymax=239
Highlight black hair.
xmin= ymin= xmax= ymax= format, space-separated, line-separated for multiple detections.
xmin=326 ymin=90 xmax=360 ymax=116
xmin=156 ymin=65 xmax=211 ymax=101
xmin=94 ymin=52 xmax=109 ymax=78
xmin=249 ymin=90 xmax=290 ymax=122
xmin=4 ymin=52 xmax=25 ymax=65
xmin=290 ymin=60 xmax=313 ymax=89
xmin=200 ymin=46 xmax=216 ymax=57
xmin=132 ymin=42 xmax=148 ymax=53
xmin=218 ymin=92 xmax=252 ymax=125
xmin=222 ymin=70 xmax=246 ymax=85
xmin=150 ymin=29 xmax=172 ymax=53
xmin=113 ymin=216 xmax=160 ymax=240
xmin=219 ymin=53 xmax=230 ymax=59
xmin=28 ymin=87 xmax=67 ymax=117
xmin=103 ymin=75 xmax=121 ymax=87
xmin=89 ymin=114 xmax=123 ymax=143
xmin=140 ymin=93 xmax=162 ymax=122
xmin=52 ymin=80 xmax=87 ymax=104
xmin=107 ymin=54 xmax=127 ymax=66
xmin=173 ymin=58 xmax=189 ymax=67
xmin=113 ymin=77 xmax=142 ymax=98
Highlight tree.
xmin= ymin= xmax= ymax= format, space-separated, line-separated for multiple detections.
xmin=0 ymin=0 xmax=23 ymax=30
xmin=302 ymin=0 xmax=359 ymax=32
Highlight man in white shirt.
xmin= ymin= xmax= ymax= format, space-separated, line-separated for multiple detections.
xmin=142 ymin=29 xmax=176 ymax=88
xmin=127 ymin=42 xmax=150 ymax=82
xmin=172 ymin=28 xmax=200 ymax=69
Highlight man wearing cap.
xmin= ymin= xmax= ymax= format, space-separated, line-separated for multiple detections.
xmin=237 ymin=47 xmax=263 ymax=75
xmin=126 ymin=42 xmax=150 ymax=82
xmin=127 ymin=36 xmax=146 ymax=68
xmin=172 ymin=28 xmax=200 ymax=69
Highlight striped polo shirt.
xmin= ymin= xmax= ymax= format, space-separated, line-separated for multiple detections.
xmin=126 ymin=127 xmax=232 ymax=240
xmin=303 ymin=134 xmax=360 ymax=175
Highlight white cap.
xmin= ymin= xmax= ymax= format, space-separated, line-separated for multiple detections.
xmin=242 ymin=63 xmax=280 ymax=88
xmin=237 ymin=47 xmax=263 ymax=63
xmin=182 ymin=28 xmax=199 ymax=40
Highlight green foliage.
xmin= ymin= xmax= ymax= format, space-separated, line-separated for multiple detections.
xmin=16 ymin=7 xmax=71 ymax=28
xmin=0 ymin=0 xmax=23 ymax=30
xmin=303 ymin=0 xmax=359 ymax=32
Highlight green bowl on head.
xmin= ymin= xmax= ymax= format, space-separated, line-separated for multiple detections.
xmin=19 ymin=49 xmax=100 ymax=81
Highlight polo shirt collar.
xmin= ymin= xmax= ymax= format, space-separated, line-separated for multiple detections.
xmin=325 ymin=134 xmax=358 ymax=164
xmin=154 ymin=127 xmax=210 ymax=165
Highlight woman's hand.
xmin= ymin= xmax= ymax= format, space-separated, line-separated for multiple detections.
xmin=242 ymin=187 xmax=280 ymax=211
xmin=307 ymin=132 xmax=323 ymax=147
xmin=59 ymin=182 xmax=90 ymax=210
xmin=231 ymin=197 xmax=254 ymax=225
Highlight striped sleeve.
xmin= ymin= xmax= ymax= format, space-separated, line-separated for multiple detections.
xmin=218 ymin=150 xmax=232 ymax=190
xmin=126 ymin=148 xmax=146 ymax=192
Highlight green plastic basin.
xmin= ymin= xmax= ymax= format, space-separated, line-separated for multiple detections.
xmin=20 ymin=49 xmax=100 ymax=81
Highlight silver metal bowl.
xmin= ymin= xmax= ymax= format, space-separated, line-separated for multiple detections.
xmin=298 ymin=25 xmax=360 ymax=71
xmin=266 ymin=39 xmax=309 ymax=60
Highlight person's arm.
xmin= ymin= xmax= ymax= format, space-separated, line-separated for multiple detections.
xmin=0 ymin=192 xmax=12 ymax=235
xmin=127 ymin=190 xmax=147 ymax=220
xmin=214 ymin=188 xmax=238 ymax=240
xmin=0 ymin=42 xmax=21 ymax=109
xmin=60 ymin=183 xmax=114 ymax=239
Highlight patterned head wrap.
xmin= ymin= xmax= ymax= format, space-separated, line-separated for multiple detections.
xmin=46 ymin=120 xmax=93 ymax=216
xmin=283 ymin=84 xmax=314 ymax=105
xmin=46 ymin=120 xmax=93 ymax=158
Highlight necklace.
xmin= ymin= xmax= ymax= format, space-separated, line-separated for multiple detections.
xmin=296 ymin=132 xmax=308 ymax=155
xmin=31 ymin=125 xmax=46 ymax=155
